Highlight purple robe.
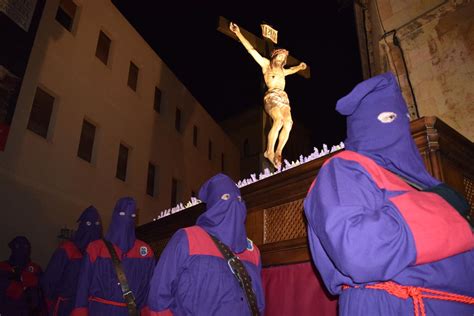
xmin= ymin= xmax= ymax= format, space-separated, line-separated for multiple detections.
xmin=71 ymin=197 xmax=155 ymax=315
xmin=0 ymin=236 xmax=44 ymax=316
xmin=41 ymin=206 xmax=102 ymax=315
xmin=147 ymin=173 xmax=265 ymax=315
xmin=304 ymin=72 xmax=474 ymax=315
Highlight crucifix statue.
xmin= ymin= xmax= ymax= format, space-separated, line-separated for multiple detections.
xmin=218 ymin=17 xmax=309 ymax=169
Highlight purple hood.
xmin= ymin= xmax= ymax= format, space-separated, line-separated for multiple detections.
xmin=8 ymin=236 xmax=31 ymax=268
xmin=73 ymin=205 xmax=103 ymax=252
xmin=336 ymin=72 xmax=440 ymax=189
xmin=197 ymin=173 xmax=248 ymax=253
xmin=105 ymin=197 xmax=137 ymax=252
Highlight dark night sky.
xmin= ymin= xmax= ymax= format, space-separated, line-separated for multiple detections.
xmin=111 ymin=1 xmax=363 ymax=151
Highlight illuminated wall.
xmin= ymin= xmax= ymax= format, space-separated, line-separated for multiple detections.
xmin=0 ymin=0 xmax=239 ymax=265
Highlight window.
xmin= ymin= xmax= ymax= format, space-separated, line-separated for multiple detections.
xmin=127 ymin=62 xmax=139 ymax=91
xmin=55 ymin=0 xmax=77 ymax=32
xmin=95 ymin=31 xmax=111 ymax=65
xmin=27 ymin=87 xmax=54 ymax=138
xmin=147 ymin=163 xmax=159 ymax=197
xmin=77 ymin=119 xmax=96 ymax=162
xmin=55 ymin=0 xmax=77 ymax=31
xmin=193 ymin=125 xmax=198 ymax=147
xmin=175 ymin=108 xmax=182 ymax=132
xmin=208 ymin=140 xmax=212 ymax=160
xmin=154 ymin=87 xmax=162 ymax=113
xmin=221 ymin=153 xmax=225 ymax=172
xmin=171 ymin=178 xmax=181 ymax=206
xmin=116 ymin=144 xmax=129 ymax=181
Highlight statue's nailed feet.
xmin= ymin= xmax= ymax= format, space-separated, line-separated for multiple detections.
xmin=264 ymin=151 xmax=276 ymax=168
xmin=265 ymin=150 xmax=282 ymax=169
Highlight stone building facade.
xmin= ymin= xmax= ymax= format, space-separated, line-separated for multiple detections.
xmin=354 ymin=0 xmax=473 ymax=141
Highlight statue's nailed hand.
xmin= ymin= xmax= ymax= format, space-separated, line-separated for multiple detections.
xmin=299 ymin=62 xmax=307 ymax=70
xmin=229 ymin=22 xmax=240 ymax=34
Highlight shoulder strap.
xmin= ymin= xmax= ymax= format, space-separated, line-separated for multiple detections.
xmin=102 ymin=239 xmax=139 ymax=316
xmin=209 ymin=235 xmax=260 ymax=316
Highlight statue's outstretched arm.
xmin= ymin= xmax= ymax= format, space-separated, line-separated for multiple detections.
xmin=230 ymin=22 xmax=268 ymax=69
xmin=284 ymin=62 xmax=307 ymax=76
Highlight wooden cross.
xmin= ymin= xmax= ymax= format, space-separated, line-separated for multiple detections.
xmin=217 ymin=16 xmax=311 ymax=79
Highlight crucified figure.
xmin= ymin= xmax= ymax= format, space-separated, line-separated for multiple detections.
xmin=230 ymin=22 xmax=306 ymax=169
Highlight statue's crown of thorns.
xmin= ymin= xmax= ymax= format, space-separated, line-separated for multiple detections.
xmin=271 ymin=48 xmax=289 ymax=58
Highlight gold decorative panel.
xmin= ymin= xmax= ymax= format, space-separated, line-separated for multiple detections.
xmin=263 ymin=199 xmax=307 ymax=244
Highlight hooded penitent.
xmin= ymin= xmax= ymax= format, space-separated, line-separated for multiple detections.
xmin=41 ymin=206 xmax=103 ymax=315
xmin=147 ymin=173 xmax=265 ymax=315
xmin=303 ymin=72 xmax=474 ymax=316
xmin=1 ymin=236 xmax=43 ymax=315
xmin=105 ymin=197 xmax=136 ymax=253
xmin=197 ymin=173 xmax=248 ymax=253
xmin=8 ymin=236 xmax=31 ymax=268
xmin=73 ymin=205 xmax=102 ymax=252
xmin=72 ymin=197 xmax=155 ymax=315
xmin=336 ymin=71 xmax=440 ymax=189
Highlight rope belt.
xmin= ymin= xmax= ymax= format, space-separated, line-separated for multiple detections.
xmin=343 ymin=281 xmax=474 ymax=316
xmin=89 ymin=295 xmax=127 ymax=307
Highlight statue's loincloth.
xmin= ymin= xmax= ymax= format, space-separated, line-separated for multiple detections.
xmin=264 ymin=89 xmax=290 ymax=113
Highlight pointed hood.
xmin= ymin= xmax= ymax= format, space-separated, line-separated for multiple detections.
xmin=73 ymin=205 xmax=102 ymax=252
xmin=105 ymin=197 xmax=137 ymax=253
xmin=336 ymin=72 xmax=440 ymax=189
xmin=8 ymin=236 xmax=31 ymax=268
xmin=196 ymin=173 xmax=248 ymax=253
